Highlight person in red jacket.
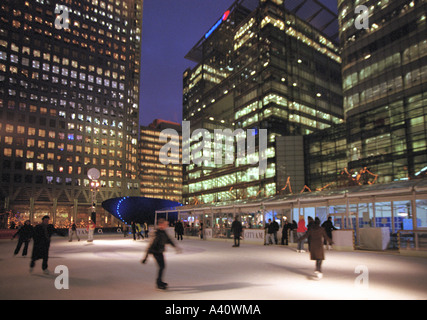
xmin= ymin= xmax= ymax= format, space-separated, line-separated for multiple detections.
xmin=296 ymin=216 xmax=307 ymax=253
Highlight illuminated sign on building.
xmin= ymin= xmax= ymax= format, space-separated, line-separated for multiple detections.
xmin=205 ymin=10 xmax=231 ymax=39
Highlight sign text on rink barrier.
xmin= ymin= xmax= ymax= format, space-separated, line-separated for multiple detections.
xmin=243 ymin=229 xmax=265 ymax=243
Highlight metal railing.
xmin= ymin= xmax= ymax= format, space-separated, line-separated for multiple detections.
xmin=398 ymin=230 xmax=427 ymax=251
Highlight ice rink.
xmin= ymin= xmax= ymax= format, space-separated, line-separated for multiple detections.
xmin=1 ymin=233 xmax=426 ymax=300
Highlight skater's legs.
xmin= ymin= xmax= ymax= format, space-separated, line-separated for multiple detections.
xmin=153 ymin=253 xmax=165 ymax=285
xmin=14 ymin=238 xmax=24 ymax=255
xmin=315 ymin=260 xmax=322 ymax=273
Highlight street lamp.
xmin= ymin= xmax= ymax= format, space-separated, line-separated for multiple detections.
xmin=88 ymin=168 xmax=100 ymax=224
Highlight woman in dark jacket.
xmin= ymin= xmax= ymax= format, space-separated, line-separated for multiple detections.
xmin=12 ymin=220 xmax=33 ymax=256
xmin=298 ymin=218 xmax=332 ymax=279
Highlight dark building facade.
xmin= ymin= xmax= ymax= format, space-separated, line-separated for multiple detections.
xmin=339 ymin=0 xmax=427 ymax=183
xmin=0 ymin=0 xmax=142 ymax=227
xmin=182 ymin=0 xmax=343 ymax=205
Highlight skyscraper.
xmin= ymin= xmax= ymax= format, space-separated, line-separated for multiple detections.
xmin=339 ymin=0 xmax=427 ymax=183
xmin=139 ymin=119 xmax=182 ymax=203
xmin=0 ymin=0 xmax=142 ymax=227
xmin=182 ymin=0 xmax=343 ymax=205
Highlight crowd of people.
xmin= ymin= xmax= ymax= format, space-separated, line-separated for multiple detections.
xmin=9 ymin=214 xmax=337 ymax=289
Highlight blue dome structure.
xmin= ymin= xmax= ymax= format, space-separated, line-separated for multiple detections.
xmin=102 ymin=197 xmax=181 ymax=224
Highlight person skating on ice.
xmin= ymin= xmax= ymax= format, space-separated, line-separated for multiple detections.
xmin=297 ymin=217 xmax=332 ymax=279
xmin=141 ymin=218 xmax=181 ymax=290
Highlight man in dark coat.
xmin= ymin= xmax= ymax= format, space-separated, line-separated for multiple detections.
xmin=142 ymin=218 xmax=181 ymax=290
xmin=298 ymin=218 xmax=332 ymax=279
xmin=321 ymin=216 xmax=337 ymax=249
xmin=174 ymin=219 xmax=184 ymax=241
xmin=12 ymin=220 xmax=33 ymax=256
xmin=30 ymin=215 xmax=65 ymax=274
xmin=231 ymin=216 xmax=243 ymax=247
xmin=281 ymin=220 xmax=291 ymax=245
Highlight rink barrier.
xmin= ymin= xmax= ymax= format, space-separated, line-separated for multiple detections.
xmin=398 ymin=230 xmax=427 ymax=257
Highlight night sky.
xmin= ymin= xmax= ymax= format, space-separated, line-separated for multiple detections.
xmin=139 ymin=0 xmax=339 ymax=126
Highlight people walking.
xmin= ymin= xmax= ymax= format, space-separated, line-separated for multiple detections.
xmin=174 ymin=219 xmax=184 ymax=241
xmin=30 ymin=215 xmax=65 ymax=274
xmin=296 ymin=216 xmax=307 ymax=252
xmin=297 ymin=217 xmax=332 ymax=279
xmin=142 ymin=218 xmax=181 ymax=290
xmin=12 ymin=220 xmax=33 ymax=256
xmin=68 ymin=223 xmax=80 ymax=242
xmin=321 ymin=216 xmax=337 ymax=250
xmin=231 ymin=216 xmax=243 ymax=247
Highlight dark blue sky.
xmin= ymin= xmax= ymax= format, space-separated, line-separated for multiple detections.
xmin=139 ymin=0 xmax=338 ymax=126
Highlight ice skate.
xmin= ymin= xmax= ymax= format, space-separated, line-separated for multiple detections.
xmin=156 ymin=283 xmax=167 ymax=290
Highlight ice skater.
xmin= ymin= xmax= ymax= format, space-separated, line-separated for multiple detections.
xmin=30 ymin=216 xmax=65 ymax=274
xmin=321 ymin=216 xmax=337 ymax=250
xmin=12 ymin=220 xmax=33 ymax=256
xmin=87 ymin=220 xmax=95 ymax=242
xmin=297 ymin=217 xmax=332 ymax=279
xmin=296 ymin=216 xmax=307 ymax=252
xmin=141 ymin=218 xmax=181 ymax=290
xmin=68 ymin=223 xmax=80 ymax=242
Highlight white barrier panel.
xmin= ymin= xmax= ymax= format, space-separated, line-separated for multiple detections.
xmin=332 ymin=230 xmax=354 ymax=251
xmin=243 ymin=229 xmax=265 ymax=243
xmin=204 ymin=228 xmax=213 ymax=239
xmin=359 ymin=227 xmax=390 ymax=251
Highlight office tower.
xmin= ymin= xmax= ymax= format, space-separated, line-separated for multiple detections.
xmin=139 ymin=119 xmax=183 ymax=203
xmin=182 ymin=0 xmax=343 ymax=205
xmin=339 ymin=0 xmax=427 ymax=183
xmin=0 ymin=0 xmax=142 ymax=226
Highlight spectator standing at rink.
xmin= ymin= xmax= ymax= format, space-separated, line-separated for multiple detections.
xmin=174 ymin=219 xmax=184 ymax=241
xmin=12 ymin=220 xmax=33 ymax=256
xmin=231 ymin=216 xmax=243 ymax=247
xmin=281 ymin=220 xmax=291 ymax=246
xmin=298 ymin=217 xmax=332 ymax=279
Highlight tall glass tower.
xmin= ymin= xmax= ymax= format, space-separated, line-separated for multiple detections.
xmin=0 ymin=0 xmax=142 ymax=227
xmin=339 ymin=0 xmax=427 ymax=183
xmin=182 ymin=0 xmax=343 ymax=205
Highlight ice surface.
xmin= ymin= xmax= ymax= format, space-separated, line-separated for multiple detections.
xmin=1 ymin=234 xmax=426 ymax=300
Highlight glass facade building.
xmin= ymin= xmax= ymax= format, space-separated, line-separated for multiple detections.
xmin=339 ymin=0 xmax=427 ymax=183
xmin=0 ymin=0 xmax=142 ymax=227
xmin=139 ymin=119 xmax=183 ymax=203
xmin=182 ymin=0 xmax=343 ymax=205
